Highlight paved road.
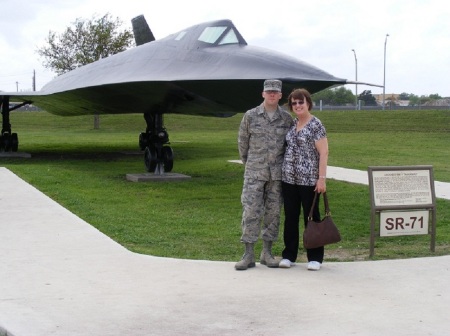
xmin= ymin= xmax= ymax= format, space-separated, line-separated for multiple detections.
xmin=1 ymin=167 xmax=449 ymax=336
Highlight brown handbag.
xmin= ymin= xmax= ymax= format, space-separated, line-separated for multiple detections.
xmin=303 ymin=192 xmax=341 ymax=249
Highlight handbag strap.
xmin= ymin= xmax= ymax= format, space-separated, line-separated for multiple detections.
xmin=308 ymin=192 xmax=331 ymax=220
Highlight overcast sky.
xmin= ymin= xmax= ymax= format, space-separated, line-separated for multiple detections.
xmin=1 ymin=0 xmax=449 ymax=97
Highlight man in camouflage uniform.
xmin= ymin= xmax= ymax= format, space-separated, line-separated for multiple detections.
xmin=236 ymin=79 xmax=293 ymax=270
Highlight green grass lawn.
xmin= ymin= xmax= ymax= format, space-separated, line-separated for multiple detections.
xmin=2 ymin=109 xmax=450 ymax=262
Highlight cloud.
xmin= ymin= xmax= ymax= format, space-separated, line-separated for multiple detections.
xmin=1 ymin=0 xmax=450 ymax=96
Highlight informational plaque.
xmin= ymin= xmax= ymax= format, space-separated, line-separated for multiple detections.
xmin=371 ymin=169 xmax=433 ymax=207
xmin=368 ymin=166 xmax=436 ymax=256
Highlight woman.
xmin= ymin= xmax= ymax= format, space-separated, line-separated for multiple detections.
xmin=279 ymin=88 xmax=328 ymax=271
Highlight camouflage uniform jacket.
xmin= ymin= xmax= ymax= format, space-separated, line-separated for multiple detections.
xmin=238 ymin=103 xmax=293 ymax=181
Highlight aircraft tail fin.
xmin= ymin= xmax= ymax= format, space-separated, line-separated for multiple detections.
xmin=131 ymin=15 xmax=155 ymax=46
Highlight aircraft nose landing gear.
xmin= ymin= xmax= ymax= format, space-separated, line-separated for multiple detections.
xmin=143 ymin=144 xmax=174 ymax=174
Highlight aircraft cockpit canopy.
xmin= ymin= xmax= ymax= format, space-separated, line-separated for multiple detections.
xmin=172 ymin=20 xmax=247 ymax=47
xmin=198 ymin=26 xmax=240 ymax=45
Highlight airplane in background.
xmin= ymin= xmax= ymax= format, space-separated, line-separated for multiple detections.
xmin=0 ymin=15 xmax=376 ymax=173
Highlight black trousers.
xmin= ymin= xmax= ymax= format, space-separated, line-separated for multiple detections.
xmin=281 ymin=182 xmax=324 ymax=263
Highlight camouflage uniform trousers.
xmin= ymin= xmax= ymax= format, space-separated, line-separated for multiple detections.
xmin=240 ymin=177 xmax=283 ymax=243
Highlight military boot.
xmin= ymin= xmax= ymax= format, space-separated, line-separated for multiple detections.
xmin=235 ymin=243 xmax=256 ymax=270
xmin=260 ymin=240 xmax=279 ymax=268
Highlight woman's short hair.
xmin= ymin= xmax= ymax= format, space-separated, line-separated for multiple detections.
xmin=287 ymin=88 xmax=313 ymax=112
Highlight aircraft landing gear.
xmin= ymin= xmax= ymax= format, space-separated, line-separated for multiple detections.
xmin=143 ymin=145 xmax=174 ymax=174
xmin=139 ymin=112 xmax=174 ymax=174
xmin=0 ymin=132 xmax=19 ymax=152
xmin=0 ymin=96 xmax=19 ymax=153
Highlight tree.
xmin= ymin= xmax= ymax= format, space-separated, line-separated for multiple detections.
xmin=333 ymin=87 xmax=355 ymax=105
xmin=429 ymin=93 xmax=442 ymax=100
xmin=312 ymin=88 xmax=335 ymax=105
xmin=418 ymin=95 xmax=431 ymax=105
xmin=37 ymin=13 xmax=134 ymax=75
xmin=358 ymin=90 xmax=377 ymax=106
xmin=408 ymin=94 xmax=420 ymax=106
xmin=312 ymin=87 xmax=355 ymax=106
xmin=398 ymin=92 xmax=410 ymax=100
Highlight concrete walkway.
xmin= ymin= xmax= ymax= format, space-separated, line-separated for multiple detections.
xmin=0 ymin=166 xmax=449 ymax=336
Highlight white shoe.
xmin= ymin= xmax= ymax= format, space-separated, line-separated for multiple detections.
xmin=307 ymin=261 xmax=321 ymax=271
xmin=279 ymin=259 xmax=295 ymax=268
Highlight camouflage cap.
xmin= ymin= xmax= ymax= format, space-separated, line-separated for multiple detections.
xmin=263 ymin=79 xmax=282 ymax=92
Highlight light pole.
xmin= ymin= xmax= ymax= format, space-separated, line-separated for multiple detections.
xmin=351 ymin=49 xmax=358 ymax=110
xmin=382 ymin=34 xmax=389 ymax=110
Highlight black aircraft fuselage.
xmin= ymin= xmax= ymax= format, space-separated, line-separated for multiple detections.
xmin=0 ymin=17 xmax=350 ymax=173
